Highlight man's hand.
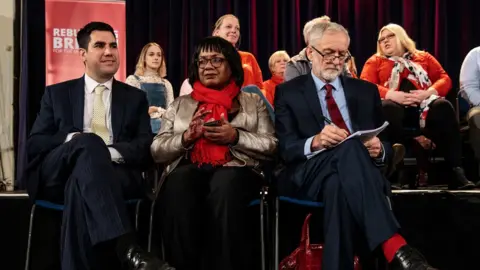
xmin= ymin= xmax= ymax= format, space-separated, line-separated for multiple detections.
xmin=203 ymin=113 xmax=238 ymax=145
xmin=364 ymin=136 xmax=382 ymax=158
xmin=311 ymin=124 xmax=349 ymax=151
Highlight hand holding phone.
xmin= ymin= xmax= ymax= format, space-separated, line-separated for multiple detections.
xmin=203 ymin=120 xmax=222 ymax=127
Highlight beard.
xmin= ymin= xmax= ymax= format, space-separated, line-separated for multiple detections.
xmin=316 ymin=67 xmax=342 ymax=82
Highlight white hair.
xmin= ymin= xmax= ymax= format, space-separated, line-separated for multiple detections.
xmin=303 ymin=15 xmax=331 ymax=45
xmin=308 ymin=22 xmax=350 ymax=46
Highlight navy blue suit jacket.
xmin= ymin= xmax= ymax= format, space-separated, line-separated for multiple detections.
xmin=26 ymin=77 xmax=153 ymax=200
xmin=274 ymin=74 xmax=392 ymax=197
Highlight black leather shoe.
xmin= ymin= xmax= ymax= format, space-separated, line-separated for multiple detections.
xmin=449 ymin=167 xmax=475 ymax=190
xmin=123 ymin=245 xmax=175 ymax=270
xmin=389 ymin=245 xmax=437 ymax=270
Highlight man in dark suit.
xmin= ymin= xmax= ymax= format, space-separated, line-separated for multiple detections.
xmin=26 ymin=22 xmax=173 ymax=270
xmin=275 ymin=22 xmax=436 ymax=270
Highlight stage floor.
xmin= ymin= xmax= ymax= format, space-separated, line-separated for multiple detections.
xmin=1 ymin=190 xmax=479 ymax=270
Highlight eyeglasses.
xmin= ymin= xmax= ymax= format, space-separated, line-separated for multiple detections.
xmin=310 ymin=46 xmax=350 ymax=62
xmin=197 ymin=57 xmax=225 ymax=69
xmin=378 ymin=33 xmax=395 ymax=44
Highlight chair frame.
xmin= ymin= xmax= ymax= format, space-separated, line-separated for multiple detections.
xmin=24 ymin=199 xmax=142 ymax=270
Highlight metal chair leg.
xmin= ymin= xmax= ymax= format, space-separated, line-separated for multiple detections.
xmin=135 ymin=200 xmax=142 ymax=231
xmin=25 ymin=204 xmax=37 ymax=270
xmin=274 ymin=196 xmax=279 ymax=270
xmin=260 ymin=189 xmax=266 ymax=270
xmin=147 ymin=199 xmax=156 ymax=252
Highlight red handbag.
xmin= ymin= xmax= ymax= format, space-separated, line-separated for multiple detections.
xmin=279 ymin=213 xmax=361 ymax=270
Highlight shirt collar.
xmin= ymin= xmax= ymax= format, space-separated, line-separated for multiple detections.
xmin=84 ymin=73 xmax=113 ymax=94
xmin=310 ymin=71 xmax=341 ymax=92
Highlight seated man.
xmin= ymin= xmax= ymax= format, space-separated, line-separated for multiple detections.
xmin=26 ymin=22 xmax=173 ymax=270
xmin=460 ymin=46 xmax=480 ymax=186
xmin=274 ymin=22 xmax=436 ymax=270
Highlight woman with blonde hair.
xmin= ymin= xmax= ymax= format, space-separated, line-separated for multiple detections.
xmin=179 ymin=14 xmax=264 ymax=96
xmin=361 ymin=23 xmax=474 ymax=189
xmin=263 ymin=50 xmax=290 ymax=106
xmin=126 ymin=42 xmax=174 ymax=133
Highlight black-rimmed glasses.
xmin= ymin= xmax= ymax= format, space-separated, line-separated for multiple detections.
xmin=311 ymin=46 xmax=351 ymax=62
xmin=197 ymin=57 xmax=225 ymax=69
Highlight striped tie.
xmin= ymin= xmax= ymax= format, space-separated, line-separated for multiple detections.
xmin=91 ymin=85 xmax=109 ymax=144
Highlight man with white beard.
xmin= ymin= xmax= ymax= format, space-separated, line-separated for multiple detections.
xmin=274 ymin=22 xmax=437 ymax=270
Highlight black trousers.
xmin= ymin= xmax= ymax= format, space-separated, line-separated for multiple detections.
xmin=39 ymin=133 xmax=141 ymax=270
xmin=158 ymin=163 xmax=261 ymax=270
xmin=382 ymin=99 xmax=462 ymax=168
xmin=287 ymin=139 xmax=400 ymax=270
xmin=467 ymin=107 xmax=480 ymax=164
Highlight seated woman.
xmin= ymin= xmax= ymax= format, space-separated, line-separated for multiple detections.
xmin=179 ymin=14 xmax=264 ymax=96
xmin=126 ymin=42 xmax=174 ymax=134
xmin=263 ymin=50 xmax=290 ymax=106
xmin=361 ymin=23 xmax=474 ymax=189
xmin=151 ymin=36 xmax=277 ymax=270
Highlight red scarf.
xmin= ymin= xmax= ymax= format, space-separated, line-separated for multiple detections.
xmin=190 ymin=80 xmax=240 ymax=166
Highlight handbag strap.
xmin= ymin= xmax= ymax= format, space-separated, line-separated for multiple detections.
xmin=300 ymin=213 xmax=312 ymax=250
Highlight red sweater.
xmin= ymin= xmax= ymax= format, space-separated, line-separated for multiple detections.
xmin=239 ymin=51 xmax=264 ymax=90
xmin=263 ymin=74 xmax=283 ymax=106
xmin=360 ymin=51 xmax=452 ymax=98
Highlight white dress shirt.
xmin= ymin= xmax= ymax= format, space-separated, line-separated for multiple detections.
xmin=65 ymin=74 xmax=123 ymax=162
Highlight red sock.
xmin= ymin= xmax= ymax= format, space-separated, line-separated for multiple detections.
xmin=382 ymin=234 xmax=407 ymax=262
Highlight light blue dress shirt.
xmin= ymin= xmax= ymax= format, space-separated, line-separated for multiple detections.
xmin=304 ymin=73 xmax=352 ymax=157
xmin=303 ymin=72 xmax=385 ymax=162
xmin=460 ymin=46 xmax=480 ymax=106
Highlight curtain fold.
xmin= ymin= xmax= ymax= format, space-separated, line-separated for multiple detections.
xmin=126 ymin=0 xmax=480 ymax=99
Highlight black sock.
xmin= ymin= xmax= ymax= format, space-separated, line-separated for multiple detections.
xmin=116 ymin=232 xmax=138 ymax=259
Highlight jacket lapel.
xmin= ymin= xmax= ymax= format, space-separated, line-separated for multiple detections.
xmin=70 ymin=77 xmax=85 ymax=131
xmin=301 ymin=75 xmax=325 ymax=128
xmin=340 ymin=76 xmax=360 ymax=132
xmin=111 ymin=79 xmax=125 ymax=141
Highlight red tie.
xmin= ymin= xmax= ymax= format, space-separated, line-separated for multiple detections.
xmin=324 ymin=84 xmax=350 ymax=134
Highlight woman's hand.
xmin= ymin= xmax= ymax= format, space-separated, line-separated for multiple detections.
xmin=148 ymin=106 xmax=159 ymax=115
xmin=203 ymin=113 xmax=238 ymax=145
xmin=182 ymin=107 xmax=211 ymax=146
xmin=410 ymin=89 xmax=437 ymax=104
xmin=385 ymin=91 xmax=418 ymax=106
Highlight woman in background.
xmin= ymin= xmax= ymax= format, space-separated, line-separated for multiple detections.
xmin=263 ymin=50 xmax=290 ymax=106
xmin=361 ymin=23 xmax=473 ymax=190
xmin=179 ymin=14 xmax=264 ymax=96
xmin=126 ymin=42 xmax=174 ymax=134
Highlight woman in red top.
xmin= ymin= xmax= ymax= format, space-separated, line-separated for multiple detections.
xmin=263 ymin=50 xmax=290 ymax=106
xmin=361 ymin=23 xmax=474 ymax=189
xmin=213 ymin=14 xmax=264 ymax=90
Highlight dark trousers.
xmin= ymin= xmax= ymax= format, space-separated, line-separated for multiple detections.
xmin=158 ymin=163 xmax=261 ymax=270
xmin=39 ymin=134 xmax=141 ymax=270
xmin=467 ymin=107 xmax=480 ymax=166
xmin=289 ymin=139 xmax=399 ymax=270
xmin=382 ymin=99 xmax=462 ymax=168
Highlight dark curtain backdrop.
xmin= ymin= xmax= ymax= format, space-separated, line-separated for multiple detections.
xmin=126 ymin=0 xmax=480 ymax=99
xmin=15 ymin=0 xmax=45 ymax=189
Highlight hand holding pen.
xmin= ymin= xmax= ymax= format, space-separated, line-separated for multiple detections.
xmin=310 ymin=116 xmax=349 ymax=151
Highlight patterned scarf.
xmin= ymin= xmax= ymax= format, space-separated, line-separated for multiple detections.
xmin=190 ymin=80 xmax=240 ymax=166
xmin=385 ymin=52 xmax=432 ymax=92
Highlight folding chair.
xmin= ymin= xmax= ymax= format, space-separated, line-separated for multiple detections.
xmin=24 ymin=199 xmax=143 ymax=270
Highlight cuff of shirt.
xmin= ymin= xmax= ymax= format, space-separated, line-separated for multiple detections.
xmin=373 ymin=143 xmax=386 ymax=165
xmin=108 ymin=147 xmax=124 ymax=163
xmin=304 ymin=136 xmax=323 ymax=159
xmin=65 ymin=132 xmax=80 ymax=143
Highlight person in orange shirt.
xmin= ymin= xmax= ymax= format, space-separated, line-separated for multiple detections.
xmin=263 ymin=50 xmax=290 ymax=106
xmin=361 ymin=23 xmax=474 ymax=190
xmin=213 ymin=14 xmax=264 ymax=90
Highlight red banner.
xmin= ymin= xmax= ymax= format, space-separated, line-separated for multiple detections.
xmin=45 ymin=0 xmax=126 ymax=86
